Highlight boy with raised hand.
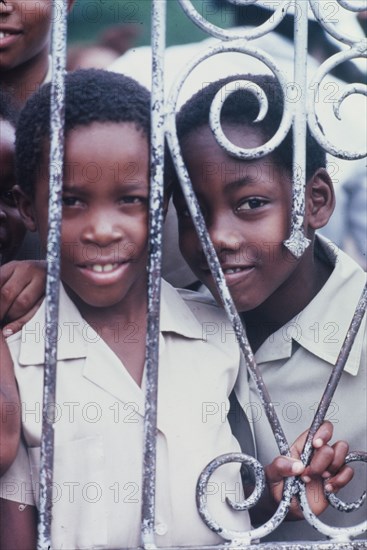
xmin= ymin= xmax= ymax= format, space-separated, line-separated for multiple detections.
xmin=0 ymin=68 xmax=351 ymax=548
xmin=170 ymin=73 xmax=366 ymax=540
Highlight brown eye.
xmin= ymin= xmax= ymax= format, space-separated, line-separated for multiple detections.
xmin=237 ymin=198 xmax=267 ymax=211
xmin=0 ymin=190 xmax=17 ymax=207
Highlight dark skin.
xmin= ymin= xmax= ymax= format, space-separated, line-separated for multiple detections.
xmin=0 ymin=121 xmax=353 ymax=537
xmin=16 ymin=122 xmax=150 ymax=387
xmin=0 ymin=0 xmax=75 ymax=107
xmin=173 ymin=122 xmax=353 ymax=519
xmin=0 ymin=499 xmax=37 ymax=550
xmin=175 ymin=123 xmax=336 ymax=352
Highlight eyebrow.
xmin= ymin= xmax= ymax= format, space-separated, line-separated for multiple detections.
xmin=62 ymin=181 xmax=148 ymax=193
xmin=223 ymin=177 xmax=255 ymax=193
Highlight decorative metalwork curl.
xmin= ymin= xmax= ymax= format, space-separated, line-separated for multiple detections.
xmin=298 ymin=463 xmax=367 ymax=541
xmin=333 ymin=83 xmax=367 ymax=120
xmin=337 ymin=0 xmax=367 ymax=12
xmin=309 ymin=0 xmax=367 ymax=45
xmin=168 ymin=40 xmax=294 ymax=159
xmin=209 ymin=79 xmax=294 ymax=160
xmin=196 ymin=453 xmax=297 ymax=543
xmin=308 ymin=48 xmax=367 ymax=160
xmin=326 ymin=452 xmax=367 ymax=513
xmin=177 ymin=0 xmax=292 ymax=41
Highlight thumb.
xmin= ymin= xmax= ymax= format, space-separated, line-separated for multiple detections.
xmin=266 ymin=456 xmax=305 ymax=484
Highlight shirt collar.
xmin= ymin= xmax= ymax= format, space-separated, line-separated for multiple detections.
xmin=255 ymin=236 xmax=366 ymax=376
xmin=159 ymin=279 xmax=205 ymax=339
xmin=18 ymin=284 xmax=87 ymax=366
xmin=17 ymin=280 xmax=203 ymax=367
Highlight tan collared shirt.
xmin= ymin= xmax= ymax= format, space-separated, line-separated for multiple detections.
xmin=1 ymin=280 xmax=251 ymax=548
xmin=240 ymin=236 xmax=366 ymax=540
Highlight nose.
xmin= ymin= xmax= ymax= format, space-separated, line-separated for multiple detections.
xmin=208 ymin=214 xmax=243 ymax=256
xmin=80 ymin=210 xmax=123 ymax=247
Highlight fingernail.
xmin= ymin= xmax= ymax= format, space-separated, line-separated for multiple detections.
xmin=325 ymin=483 xmax=333 ymax=493
xmin=301 ymin=475 xmax=311 ymax=483
xmin=3 ymin=328 xmax=13 ymax=337
xmin=313 ymin=437 xmax=323 ymax=448
xmin=322 ymin=471 xmax=331 ymax=478
xmin=292 ymin=461 xmax=304 ymax=475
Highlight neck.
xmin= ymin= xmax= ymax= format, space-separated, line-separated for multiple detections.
xmin=2 ymin=49 xmax=49 ymax=107
xmin=242 ymin=248 xmax=332 ymax=352
xmin=71 ymin=292 xmax=148 ymax=332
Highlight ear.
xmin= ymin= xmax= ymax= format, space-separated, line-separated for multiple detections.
xmin=13 ymin=186 xmax=37 ymax=232
xmin=306 ymin=168 xmax=335 ymax=230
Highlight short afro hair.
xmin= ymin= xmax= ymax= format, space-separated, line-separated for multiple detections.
xmin=0 ymin=90 xmax=19 ymax=127
xmin=16 ymin=69 xmax=151 ymax=196
xmin=171 ymin=73 xmax=325 ymax=184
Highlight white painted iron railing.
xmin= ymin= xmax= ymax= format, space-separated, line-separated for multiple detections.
xmin=39 ymin=0 xmax=366 ymax=548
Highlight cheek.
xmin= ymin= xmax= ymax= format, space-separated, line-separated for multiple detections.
xmin=178 ymin=227 xmax=199 ymax=263
xmin=23 ymin=7 xmax=52 ymax=50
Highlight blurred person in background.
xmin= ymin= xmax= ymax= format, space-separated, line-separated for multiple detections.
xmin=67 ymin=23 xmax=139 ymax=71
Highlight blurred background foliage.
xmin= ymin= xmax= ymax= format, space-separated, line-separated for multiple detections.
xmin=67 ymin=0 xmax=235 ymax=47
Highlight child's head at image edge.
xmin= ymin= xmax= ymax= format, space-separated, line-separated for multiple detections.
xmin=15 ymin=69 xmax=152 ymax=310
xmin=171 ymin=74 xmax=335 ymax=315
xmin=0 ymin=92 xmax=26 ymax=263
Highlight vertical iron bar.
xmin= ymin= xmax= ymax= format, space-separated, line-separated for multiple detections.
xmin=37 ymin=1 xmax=67 ymax=548
xmin=283 ymin=0 xmax=310 ymax=257
xmin=141 ymin=0 xmax=167 ymax=548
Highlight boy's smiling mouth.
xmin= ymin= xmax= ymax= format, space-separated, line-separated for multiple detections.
xmin=200 ymin=262 xmax=256 ymax=284
xmin=84 ymin=263 xmax=120 ymax=274
xmin=0 ymin=28 xmax=22 ymax=46
xmin=76 ymin=260 xmax=131 ymax=284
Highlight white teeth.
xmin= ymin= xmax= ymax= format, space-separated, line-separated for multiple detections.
xmin=88 ymin=263 xmax=118 ymax=273
xmin=0 ymin=32 xmax=11 ymax=39
xmin=224 ymin=267 xmax=243 ymax=274
xmin=102 ymin=263 xmax=115 ymax=272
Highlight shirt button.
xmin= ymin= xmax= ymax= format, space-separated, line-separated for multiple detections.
xmin=155 ymin=522 xmax=168 ymax=536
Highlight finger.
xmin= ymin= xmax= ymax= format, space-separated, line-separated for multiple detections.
xmin=312 ymin=420 xmax=333 ymax=448
xmin=290 ymin=420 xmax=333 ymax=457
xmin=5 ymin=281 xmax=39 ymax=322
xmin=324 ymin=465 xmax=354 ymax=493
xmin=321 ymin=441 xmax=349 ymax=477
xmin=0 ymin=264 xmax=20 ymax=321
xmin=2 ymin=299 xmax=43 ymax=337
xmin=266 ymin=456 xmax=305 ymax=484
xmin=302 ymin=445 xmax=334 ymax=480
xmin=4 ymin=277 xmax=43 ymax=322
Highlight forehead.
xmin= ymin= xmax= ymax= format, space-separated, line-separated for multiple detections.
xmin=35 ymin=121 xmax=149 ymax=193
xmin=64 ymin=121 xmax=148 ymax=156
xmin=181 ymin=123 xmax=289 ymax=186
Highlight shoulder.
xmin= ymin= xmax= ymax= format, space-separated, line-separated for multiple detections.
xmin=161 ymin=280 xmax=239 ymax=353
xmin=165 ymin=280 xmax=231 ymax=324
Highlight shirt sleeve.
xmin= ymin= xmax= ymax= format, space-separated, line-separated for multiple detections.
xmin=0 ymin=439 xmax=35 ymax=506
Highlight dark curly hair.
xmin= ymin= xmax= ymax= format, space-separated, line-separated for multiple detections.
xmin=16 ymin=69 xmax=151 ymax=196
xmin=170 ymin=73 xmax=325 ymax=186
